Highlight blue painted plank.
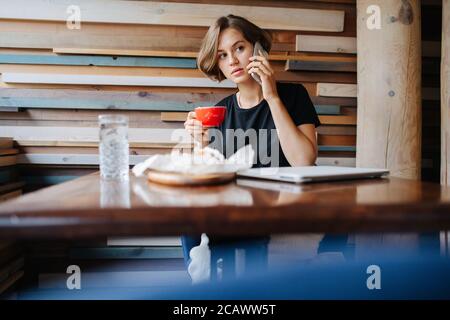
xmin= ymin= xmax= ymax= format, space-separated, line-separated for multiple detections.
xmin=1 ymin=97 xmax=341 ymax=113
xmin=0 ymin=54 xmax=197 ymax=68
xmin=69 ymin=247 xmax=183 ymax=259
xmin=0 ymin=97 xmax=204 ymax=111
xmin=23 ymin=175 xmax=80 ymax=185
xmin=314 ymin=105 xmax=340 ymax=115
xmin=0 ymin=168 xmax=19 ymax=184
xmin=319 ymin=146 xmax=356 ymax=152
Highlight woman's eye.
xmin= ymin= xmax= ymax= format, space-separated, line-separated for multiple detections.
xmin=236 ymin=46 xmax=244 ymax=52
xmin=218 ymin=53 xmax=226 ymax=59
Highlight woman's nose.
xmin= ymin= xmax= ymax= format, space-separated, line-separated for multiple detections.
xmin=228 ymin=53 xmax=238 ymax=65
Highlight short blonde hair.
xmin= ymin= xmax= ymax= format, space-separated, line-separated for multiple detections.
xmin=197 ymin=15 xmax=272 ymax=82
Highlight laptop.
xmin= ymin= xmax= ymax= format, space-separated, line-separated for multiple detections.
xmin=237 ymin=166 xmax=389 ymax=184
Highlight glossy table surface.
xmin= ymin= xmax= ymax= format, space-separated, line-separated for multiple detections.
xmin=1 ymin=172 xmax=450 ymax=239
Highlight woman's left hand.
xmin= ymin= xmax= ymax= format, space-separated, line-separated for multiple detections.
xmin=247 ymin=51 xmax=279 ymax=102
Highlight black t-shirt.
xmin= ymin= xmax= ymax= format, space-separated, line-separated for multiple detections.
xmin=209 ymin=82 xmax=321 ymax=168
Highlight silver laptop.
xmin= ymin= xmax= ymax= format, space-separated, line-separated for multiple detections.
xmin=237 ymin=166 xmax=389 ymax=184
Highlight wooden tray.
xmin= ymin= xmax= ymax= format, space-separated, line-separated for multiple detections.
xmin=146 ymin=170 xmax=236 ymax=186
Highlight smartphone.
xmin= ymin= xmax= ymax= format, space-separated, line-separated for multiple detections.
xmin=251 ymin=41 xmax=269 ymax=85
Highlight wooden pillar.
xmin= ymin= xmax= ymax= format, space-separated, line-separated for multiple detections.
xmin=442 ymin=0 xmax=450 ymax=185
xmin=356 ymin=0 xmax=422 ymax=179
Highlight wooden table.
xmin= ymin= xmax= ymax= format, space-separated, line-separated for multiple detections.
xmin=1 ymin=172 xmax=450 ymax=239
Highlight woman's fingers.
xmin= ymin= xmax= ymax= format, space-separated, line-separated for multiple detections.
xmin=247 ymin=61 xmax=273 ymax=76
xmin=249 ymin=66 xmax=268 ymax=80
xmin=248 ymin=55 xmax=274 ymax=74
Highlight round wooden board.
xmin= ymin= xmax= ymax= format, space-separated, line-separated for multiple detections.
xmin=146 ymin=170 xmax=236 ymax=186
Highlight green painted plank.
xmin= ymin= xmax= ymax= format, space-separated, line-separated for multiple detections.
xmin=314 ymin=105 xmax=340 ymax=115
xmin=286 ymin=59 xmax=356 ymax=72
xmin=0 ymin=54 xmax=197 ymax=68
xmin=0 ymin=97 xmax=208 ymax=111
xmin=69 ymin=247 xmax=183 ymax=259
xmin=1 ymin=97 xmax=340 ymax=113
xmin=0 ymin=168 xmax=19 ymax=184
xmin=23 ymin=175 xmax=79 ymax=185
xmin=319 ymin=146 xmax=356 ymax=152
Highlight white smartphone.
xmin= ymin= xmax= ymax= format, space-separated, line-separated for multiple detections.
xmin=251 ymin=41 xmax=269 ymax=85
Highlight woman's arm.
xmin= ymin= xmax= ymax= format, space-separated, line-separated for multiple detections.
xmin=247 ymin=54 xmax=318 ymax=166
xmin=266 ymin=97 xmax=318 ymax=166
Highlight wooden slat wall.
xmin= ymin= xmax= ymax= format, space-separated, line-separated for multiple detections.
xmin=0 ymin=0 xmax=361 ymax=187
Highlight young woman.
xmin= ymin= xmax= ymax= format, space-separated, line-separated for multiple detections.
xmin=182 ymin=14 xmax=321 ymax=267
xmin=185 ymin=14 xmax=320 ymax=168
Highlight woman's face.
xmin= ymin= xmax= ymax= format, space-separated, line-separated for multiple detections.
xmin=217 ymin=28 xmax=254 ymax=84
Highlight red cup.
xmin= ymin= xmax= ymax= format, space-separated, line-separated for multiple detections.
xmin=194 ymin=106 xmax=226 ymax=127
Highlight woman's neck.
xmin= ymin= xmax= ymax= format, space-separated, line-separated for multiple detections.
xmin=237 ymin=81 xmax=264 ymax=109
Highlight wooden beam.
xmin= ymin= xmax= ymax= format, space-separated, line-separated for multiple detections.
xmin=357 ymin=0 xmax=421 ymax=180
xmin=2 ymin=73 xmax=237 ymax=88
xmin=0 ymin=1 xmax=345 ymax=32
xmin=296 ymin=35 xmax=357 ymax=54
xmin=442 ymin=0 xmax=450 ymax=185
xmin=285 ymin=60 xmax=356 ymax=72
xmin=316 ymin=83 xmax=357 ymax=97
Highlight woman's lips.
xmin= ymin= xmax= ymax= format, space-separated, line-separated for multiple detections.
xmin=232 ymin=68 xmax=244 ymax=76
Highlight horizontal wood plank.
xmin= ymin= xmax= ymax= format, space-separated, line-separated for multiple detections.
xmin=0 ymin=139 xmax=14 ymax=149
xmin=0 ymin=54 xmax=196 ymax=68
xmin=285 ymin=59 xmax=356 ymax=72
xmin=0 ymin=88 xmax=229 ymax=111
xmin=54 ymin=48 xmax=199 ymax=58
xmin=2 ymin=73 xmax=237 ymax=88
xmin=296 ymin=35 xmax=357 ymax=53
xmin=1 ymin=1 xmax=345 ymax=32
xmin=161 ymin=112 xmax=357 ymax=125
xmin=0 ymin=126 xmax=191 ymax=144
xmin=316 ymin=83 xmax=357 ymax=97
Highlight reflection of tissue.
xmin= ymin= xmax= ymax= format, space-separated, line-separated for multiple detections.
xmin=132 ymin=145 xmax=254 ymax=176
xmin=132 ymin=182 xmax=253 ymax=207
xmin=188 ymin=233 xmax=211 ymax=284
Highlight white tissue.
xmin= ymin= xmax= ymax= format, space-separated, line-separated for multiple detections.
xmin=188 ymin=233 xmax=211 ymax=284
xmin=132 ymin=144 xmax=254 ymax=176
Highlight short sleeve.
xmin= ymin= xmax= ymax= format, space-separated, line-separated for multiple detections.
xmin=286 ymin=84 xmax=321 ymax=128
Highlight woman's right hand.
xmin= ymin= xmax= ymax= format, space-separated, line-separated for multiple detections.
xmin=184 ymin=111 xmax=209 ymax=146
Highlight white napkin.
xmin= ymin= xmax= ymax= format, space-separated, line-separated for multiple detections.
xmin=132 ymin=144 xmax=254 ymax=176
xmin=187 ymin=233 xmax=211 ymax=284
